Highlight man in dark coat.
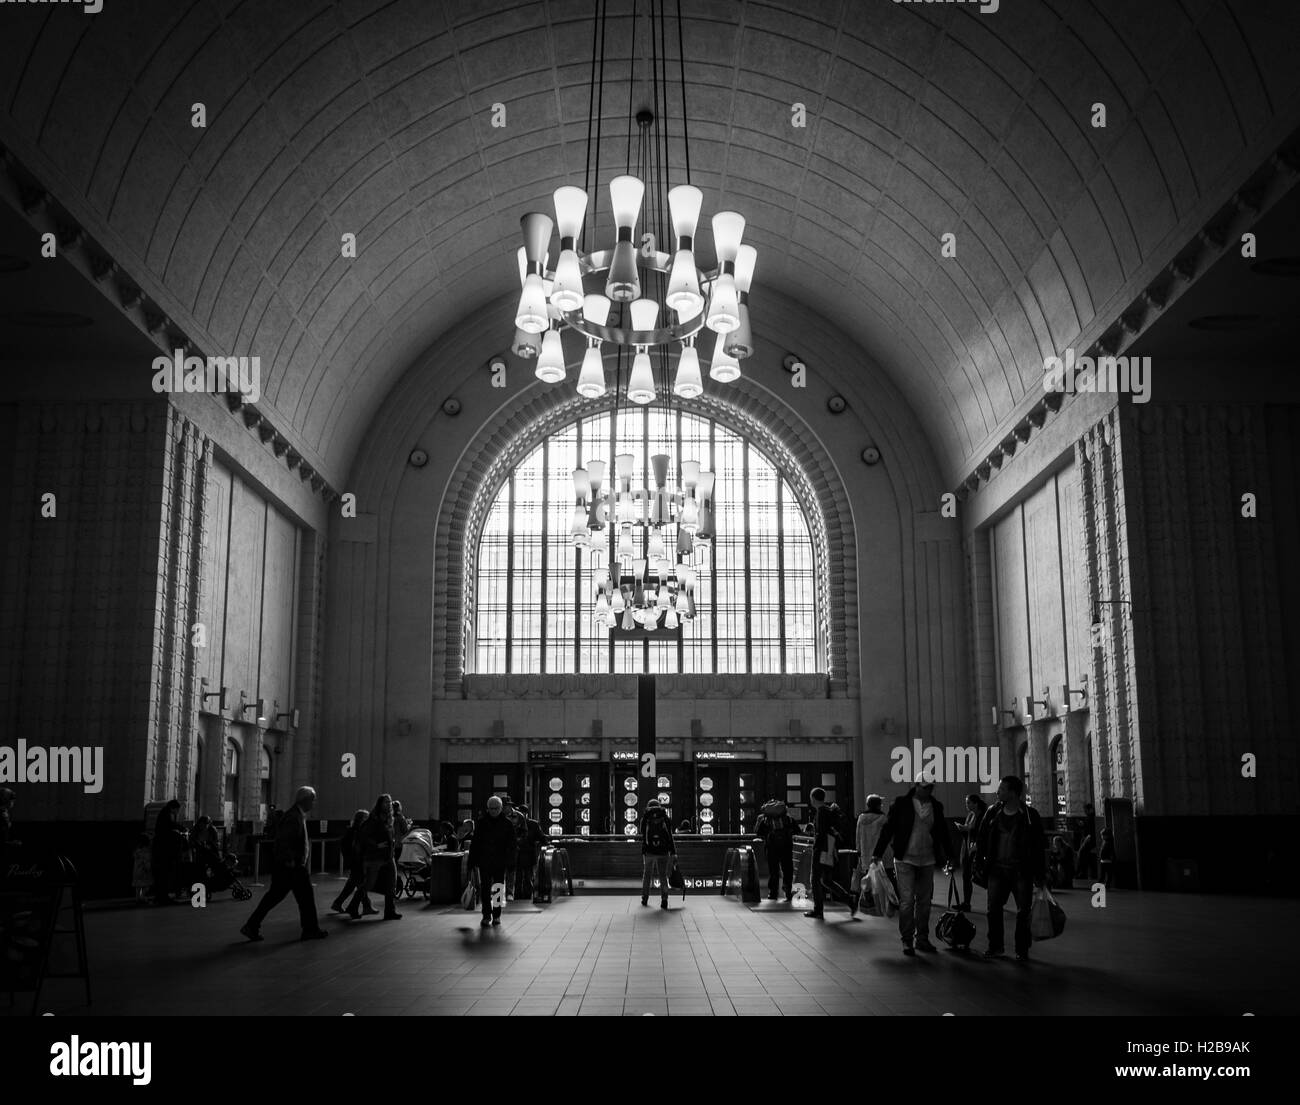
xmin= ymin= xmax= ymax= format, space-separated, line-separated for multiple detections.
xmin=639 ymin=800 xmax=677 ymax=909
xmin=973 ymin=775 xmax=1046 ymax=961
xmin=469 ymin=796 xmax=517 ymax=927
xmin=240 ymin=786 xmax=326 ymax=942
xmin=151 ymin=799 xmax=185 ymax=905
xmin=871 ymin=773 xmax=955 ymax=955
xmin=754 ymin=799 xmax=795 ymax=902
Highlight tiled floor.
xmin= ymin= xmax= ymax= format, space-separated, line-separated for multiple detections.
xmin=16 ymin=875 xmax=1294 ymax=1016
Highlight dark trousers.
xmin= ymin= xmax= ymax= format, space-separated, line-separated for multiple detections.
xmin=961 ymin=848 xmax=975 ymax=906
xmin=248 ymin=864 xmax=320 ymax=935
xmin=986 ymin=865 xmax=1033 ymax=955
xmin=811 ymin=863 xmax=853 ymax=914
xmin=766 ymin=844 xmax=793 ymax=897
xmin=478 ymin=865 xmax=506 ymax=920
xmin=515 ymin=852 xmax=538 ymax=900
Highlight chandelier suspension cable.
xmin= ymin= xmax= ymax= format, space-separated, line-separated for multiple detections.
xmin=592 ymin=0 xmax=608 ymax=248
xmin=582 ymin=0 xmax=600 ymax=252
xmin=626 ymin=0 xmax=637 ymax=176
xmin=677 ymin=0 xmax=690 ymax=185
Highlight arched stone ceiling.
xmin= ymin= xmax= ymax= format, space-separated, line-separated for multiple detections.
xmin=1 ymin=0 xmax=1297 ymax=485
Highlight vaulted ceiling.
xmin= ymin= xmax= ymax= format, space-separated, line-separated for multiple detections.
xmin=2 ymin=0 xmax=1297 ymax=486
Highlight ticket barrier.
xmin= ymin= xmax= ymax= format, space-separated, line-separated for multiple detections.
xmin=534 ymin=846 xmax=574 ymax=902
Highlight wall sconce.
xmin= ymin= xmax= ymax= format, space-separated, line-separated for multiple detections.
xmin=1060 ymin=677 xmax=1088 ymax=712
xmin=237 ymin=696 xmax=267 ymax=723
xmin=200 ymin=681 xmax=227 ymax=712
xmin=274 ymin=707 xmax=300 ymax=729
xmin=1022 ymin=691 xmax=1049 ymax=723
xmin=990 ymin=706 xmax=1017 ymax=728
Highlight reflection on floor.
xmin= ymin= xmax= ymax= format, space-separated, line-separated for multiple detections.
xmin=14 ymin=875 xmax=1289 ymax=1016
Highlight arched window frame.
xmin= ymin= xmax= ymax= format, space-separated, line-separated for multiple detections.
xmin=468 ymin=406 xmax=824 ymax=675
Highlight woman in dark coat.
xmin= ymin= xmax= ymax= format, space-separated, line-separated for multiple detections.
xmin=349 ymin=794 xmax=401 ymax=920
xmin=331 ymin=809 xmax=372 ymax=914
xmin=151 ymin=799 xmax=184 ymax=904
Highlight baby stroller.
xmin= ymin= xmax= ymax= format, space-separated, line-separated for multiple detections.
xmin=195 ymin=848 xmax=253 ymax=901
xmin=396 ymin=828 xmax=436 ymax=900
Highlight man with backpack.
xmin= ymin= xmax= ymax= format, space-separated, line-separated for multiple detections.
xmin=754 ymin=798 xmax=795 ymax=902
xmin=871 ymin=771 xmax=955 ymax=956
xmin=805 ymin=787 xmax=858 ymax=920
xmin=640 ymin=799 xmax=676 ymax=910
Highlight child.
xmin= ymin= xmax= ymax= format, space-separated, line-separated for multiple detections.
xmin=132 ymin=833 xmax=153 ymax=905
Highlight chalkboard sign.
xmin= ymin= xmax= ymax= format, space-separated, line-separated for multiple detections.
xmin=0 ymin=854 xmax=90 ymax=1011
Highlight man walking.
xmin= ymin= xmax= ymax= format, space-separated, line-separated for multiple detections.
xmin=754 ymin=798 xmax=795 ymax=902
xmin=640 ymin=799 xmax=676 ymax=909
xmin=240 ymin=785 xmax=326 ymax=942
xmin=871 ymin=772 xmax=954 ymax=956
xmin=469 ymin=795 xmax=516 ymax=927
xmin=973 ymin=775 xmax=1046 ymax=961
xmin=804 ymin=788 xmax=857 ymax=920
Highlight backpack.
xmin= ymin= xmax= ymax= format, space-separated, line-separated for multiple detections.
xmin=645 ymin=816 xmax=671 ymax=853
xmin=829 ymin=804 xmax=853 ymax=844
xmin=765 ymin=814 xmax=792 ymax=847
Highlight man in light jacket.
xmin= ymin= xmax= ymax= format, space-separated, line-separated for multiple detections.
xmin=241 ymin=785 xmax=326 ymax=942
xmin=871 ymin=772 xmax=954 ymax=956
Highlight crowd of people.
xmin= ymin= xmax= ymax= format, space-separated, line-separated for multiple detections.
xmin=748 ymin=774 xmax=1105 ymax=962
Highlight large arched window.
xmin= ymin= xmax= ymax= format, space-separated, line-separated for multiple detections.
xmin=472 ymin=407 xmax=819 ymax=674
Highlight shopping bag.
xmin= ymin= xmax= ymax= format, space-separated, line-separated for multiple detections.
xmin=850 ymin=868 xmax=863 ymax=894
xmin=668 ymin=857 xmax=685 ymax=894
xmin=1030 ymin=885 xmax=1066 ymax=940
xmin=935 ymin=876 xmax=976 ymax=949
xmin=868 ymin=862 xmax=898 ymax=919
xmin=460 ymin=868 xmax=479 ymax=910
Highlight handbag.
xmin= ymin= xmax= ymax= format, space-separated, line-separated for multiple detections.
xmin=668 ymin=857 xmax=685 ymax=895
xmin=935 ymin=875 xmax=977 ymax=950
xmin=1030 ymin=885 xmax=1066 ymax=940
xmin=868 ymin=862 xmax=898 ymax=919
xmin=460 ymin=868 xmax=479 ymax=910
xmin=364 ymin=859 xmax=394 ymax=894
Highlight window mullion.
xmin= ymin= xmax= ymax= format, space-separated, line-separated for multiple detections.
xmin=505 ymin=473 xmax=515 ymax=674
xmin=540 ymin=438 xmax=548 ymax=675
xmin=743 ymin=443 xmax=752 ymax=674
xmin=777 ymin=477 xmax=786 ymax=673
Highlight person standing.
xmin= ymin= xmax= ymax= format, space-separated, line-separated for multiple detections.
xmin=754 ymin=799 xmax=795 ymax=902
xmin=804 ymin=788 xmax=858 ymax=920
xmin=973 ymin=775 xmax=1046 ymax=961
xmin=330 ymin=809 xmax=371 ymax=915
xmin=871 ymin=773 xmax=954 ymax=955
xmin=469 ymin=796 xmax=517 ymax=927
xmin=512 ymin=806 xmax=547 ymax=902
xmin=958 ymin=793 xmax=988 ymax=911
xmin=639 ymin=799 xmax=676 ymax=910
xmin=151 ymin=799 xmax=185 ymax=905
xmin=392 ymin=800 xmax=412 ymax=839
xmin=240 ymin=786 xmax=327 ymax=942
xmin=854 ymin=794 xmax=891 ymax=893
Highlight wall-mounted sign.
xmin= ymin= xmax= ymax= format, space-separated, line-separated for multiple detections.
xmin=547 ymin=793 xmax=563 ymax=808
xmin=657 ymin=792 xmax=671 ymax=805
xmin=530 ymin=750 xmax=599 ymax=761
xmin=699 ymin=808 xmax=714 ymax=822
xmin=699 ymin=793 xmax=714 ymax=808
xmin=657 ymin=776 xmax=671 ymax=789
xmin=611 ymin=751 xmax=640 ymax=761
xmin=695 ymin=751 xmax=765 ymax=761
xmin=623 ymin=792 xmax=638 ymax=807
xmin=699 ymin=777 xmax=714 ymax=791
xmin=623 ymin=776 xmax=638 ymax=791
xmin=624 ymin=808 xmax=638 ymax=822
xmin=548 ymin=809 xmax=563 ymax=823
xmin=549 ymin=825 xmax=564 ymax=836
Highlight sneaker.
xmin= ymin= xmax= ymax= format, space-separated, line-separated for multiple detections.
xmin=982 ymin=949 xmax=1005 ymax=960
xmin=902 ymin=945 xmax=916 ymax=957
xmin=766 ymin=893 xmax=776 ymax=901
xmin=239 ymin=924 xmax=263 ymax=942
xmin=492 ymin=917 xmax=501 ymax=927
xmin=480 ymin=918 xmax=491 ymax=928
xmin=915 ymin=939 xmax=938 ymax=953
xmin=803 ymin=911 xmax=824 ymax=920
xmin=301 ymin=929 xmax=327 ymax=940
xmin=383 ymin=911 xmax=402 ymax=921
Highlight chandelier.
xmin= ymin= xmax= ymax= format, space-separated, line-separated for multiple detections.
xmin=509 ymin=0 xmax=757 ymax=402
xmin=570 ymin=446 xmax=714 ymax=630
